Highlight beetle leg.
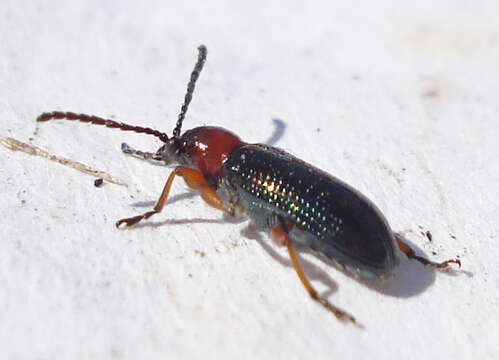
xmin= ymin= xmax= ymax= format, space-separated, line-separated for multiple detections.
xmin=116 ymin=166 xmax=233 ymax=227
xmin=268 ymin=216 xmax=356 ymax=323
xmin=395 ymin=235 xmax=461 ymax=268
xmin=177 ymin=166 xmax=235 ymax=216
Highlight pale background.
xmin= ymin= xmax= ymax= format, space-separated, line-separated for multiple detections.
xmin=1 ymin=1 xmax=498 ymax=359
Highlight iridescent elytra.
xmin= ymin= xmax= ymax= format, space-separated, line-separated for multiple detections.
xmin=36 ymin=45 xmax=460 ymax=324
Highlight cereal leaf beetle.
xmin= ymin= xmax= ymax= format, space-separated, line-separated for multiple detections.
xmin=37 ymin=45 xmax=461 ymax=324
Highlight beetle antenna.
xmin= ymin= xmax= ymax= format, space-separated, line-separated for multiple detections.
xmin=37 ymin=111 xmax=169 ymax=143
xmin=36 ymin=47 xmax=207 ymax=142
xmin=172 ymin=45 xmax=207 ymax=138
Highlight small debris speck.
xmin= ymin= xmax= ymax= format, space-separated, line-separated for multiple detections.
xmin=94 ymin=178 xmax=104 ymax=187
xmin=194 ymin=249 xmax=206 ymax=257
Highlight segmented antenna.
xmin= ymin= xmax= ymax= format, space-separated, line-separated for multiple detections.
xmin=172 ymin=45 xmax=207 ymax=138
xmin=36 ymin=111 xmax=169 ymax=143
xmin=37 ymin=46 xmax=208 ymax=142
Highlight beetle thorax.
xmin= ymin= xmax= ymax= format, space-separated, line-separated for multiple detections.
xmin=157 ymin=126 xmax=244 ymax=178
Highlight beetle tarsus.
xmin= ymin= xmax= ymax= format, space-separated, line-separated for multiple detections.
xmin=314 ymin=295 xmax=356 ymax=323
xmin=395 ymin=235 xmax=461 ymax=270
xmin=116 ymin=211 xmax=156 ymax=228
xmin=409 ymin=253 xmax=461 ymax=269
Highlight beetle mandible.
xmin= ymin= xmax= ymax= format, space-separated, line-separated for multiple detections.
xmin=37 ymin=45 xmax=460 ymax=324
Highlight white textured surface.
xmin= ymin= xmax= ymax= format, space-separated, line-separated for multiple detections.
xmin=1 ymin=1 xmax=498 ymax=359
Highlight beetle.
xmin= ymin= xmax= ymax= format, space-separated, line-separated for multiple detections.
xmin=37 ymin=45 xmax=460 ymax=323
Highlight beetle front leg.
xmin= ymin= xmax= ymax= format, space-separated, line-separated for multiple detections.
xmin=395 ymin=235 xmax=461 ymax=269
xmin=176 ymin=167 xmax=234 ymax=216
xmin=268 ymin=215 xmax=356 ymax=323
xmin=116 ymin=166 xmax=233 ymax=227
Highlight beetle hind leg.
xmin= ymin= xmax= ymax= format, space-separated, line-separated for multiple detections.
xmin=268 ymin=215 xmax=356 ymax=323
xmin=395 ymin=235 xmax=461 ymax=269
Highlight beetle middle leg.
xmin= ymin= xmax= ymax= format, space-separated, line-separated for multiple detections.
xmin=268 ymin=214 xmax=356 ymax=323
xmin=116 ymin=166 xmax=234 ymax=227
xmin=395 ymin=235 xmax=461 ymax=269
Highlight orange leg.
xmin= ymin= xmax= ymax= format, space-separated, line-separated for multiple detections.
xmin=269 ymin=224 xmax=356 ymax=323
xmin=395 ymin=235 xmax=461 ymax=269
xmin=116 ymin=166 xmax=233 ymax=227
